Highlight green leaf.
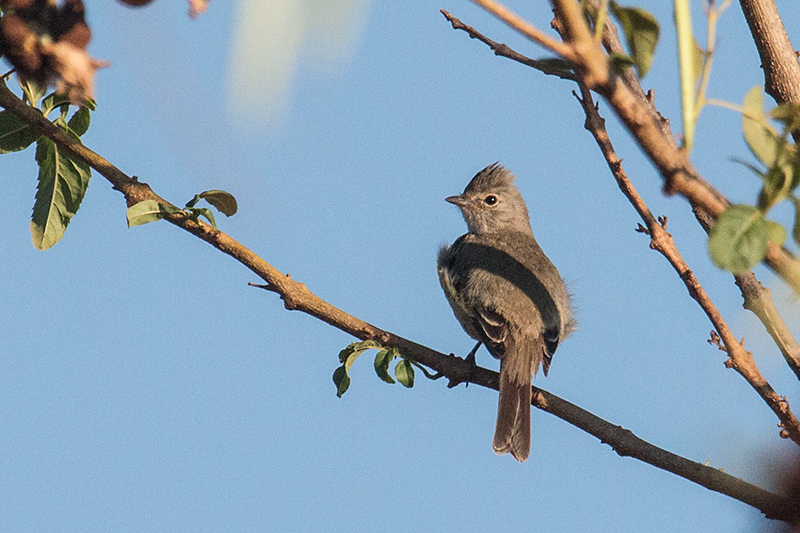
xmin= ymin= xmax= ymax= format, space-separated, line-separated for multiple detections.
xmin=532 ymin=57 xmax=577 ymax=80
xmin=199 ymin=189 xmax=238 ymax=216
xmin=337 ymin=340 xmax=383 ymax=364
xmin=742 ymin=85 xmax=780 ymax=168
xmin=30 ymin=133 xmax=92 ymax=250
xmin=767 ymin=220 xmax=786 ymax=246
xmin=41 ymin=92 xmax=72 ymax=117
xmin=20 ymin=79 xmax=46 ymax=106
xmin=0 ymin=110 xmax=40 ymax=153
xmin=332 ymin=365 xmax=351 ymax=397
xmin=731 ymin=157 xmax=766 ymax=178
xmin=770 ymin=102 xmax=800 ymax=132
xmin=184 ymin=194 xmax=202 ymax=208
xmin=708 ymin=204 xmax=770 ymax=274
xmin=68 ymin=104 xmax=92 ymax=137
xmin=374 ymin=349 xmax=396 ymax=384
xmin=608 ymin=53 xmax=635 ymax=75
xmin=610 ymin=2 xmax=659 ymax=77
xmin=332 ymin=341 xmax=380 ymax=397
xmin=690 ymin=38 xmax=705 ymax=88
xmin=395 ymin=359 xmax=415 ymax=388
xmin=191 ymin=207 xmax=217 ymax=229
xmin=126 ymin=200 xmax=180 ymax=227
xmin=758 ymin=162 xmax=792 ymax=211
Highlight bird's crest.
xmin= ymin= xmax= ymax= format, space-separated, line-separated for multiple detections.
xmin=464 ymin=163 xmax=517 ymax=194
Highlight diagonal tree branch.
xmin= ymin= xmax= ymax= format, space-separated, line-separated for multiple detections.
xmin=735 ymin=273 xmax=800 ymax=380
xmin=469 ymin=0 xmax=578 ymax=62
xmin=445 ymin=3 xmax=800 ymax=447
xmin=440 ymin=10 xmax=577 ymax=81
xmin=0 ymin=77 xmax=793 ymax=521
xmin=738 ymin=0 xmax=800 ymax=109
xmin=466 ymin=0 xmax=800 ymax=292
xmin=573 ymin=83 xmax=800 ymax=440
xmin=585 ymin=0 xmax=800 ymax=382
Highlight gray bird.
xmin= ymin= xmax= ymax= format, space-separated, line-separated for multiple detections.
xmin=437 ymin=163 xmax=573 ymax=462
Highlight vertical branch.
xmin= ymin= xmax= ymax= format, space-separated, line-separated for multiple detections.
xmin=573 ymin=84 xmax=800 ymax=446
xmin=739 ymin=0 xmax=800 ymax=107
xmin=451 ymin=1 xmax=800 ymax=436
xmin=692 ymin=208 xmax=800 ymax=382
xmin=674 ymin=0 xmax=696 ymax=149
xmin=735 ymin=274 xmax=800 ymax=380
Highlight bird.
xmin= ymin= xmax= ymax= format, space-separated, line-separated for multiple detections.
xmin=437 ymin=163 xmax=573 ymax=462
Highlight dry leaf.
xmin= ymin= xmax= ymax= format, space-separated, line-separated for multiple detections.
xmin=40 ymin=40 xmax=109 ymax=104
xmin=188 ymin=0 xmax=208 ymax=18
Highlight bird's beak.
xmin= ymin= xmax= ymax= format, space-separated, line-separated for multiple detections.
xmin=446 ymin=195 xmax=469 ymax=207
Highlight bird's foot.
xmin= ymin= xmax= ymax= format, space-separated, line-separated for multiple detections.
xmin=450 ymin=341 xmax=480 ymax=388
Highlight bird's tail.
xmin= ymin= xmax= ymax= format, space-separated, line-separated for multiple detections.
xmin=492 ymin=337 xmax=539 ymax=462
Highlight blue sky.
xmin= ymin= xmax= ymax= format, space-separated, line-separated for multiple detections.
xmin=2 ymin=1 xmax=799 ymax=531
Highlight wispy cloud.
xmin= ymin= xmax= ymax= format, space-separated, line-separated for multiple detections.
xmin=227 ymin=0 xmax=370 ymax=123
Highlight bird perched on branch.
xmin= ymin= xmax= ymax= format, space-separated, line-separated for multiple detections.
xmin=437 ymin=163 xmax=574 ymax=462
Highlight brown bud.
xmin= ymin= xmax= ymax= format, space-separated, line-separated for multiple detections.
xmin=50 ymin=0 xmax=88 ymax=46
xmin=1 ymin=13 xmax=30 ymax=45
xmin=59 ymin=21 xmax=91 ymax=50
xmin=0 ymin=14 xmax=43 ymax=74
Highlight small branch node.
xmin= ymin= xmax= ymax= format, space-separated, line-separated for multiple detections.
xmin=708 ymin=329 xmax=725 ymax=350
xmin=493 ymin=43 xmax=511 ymax=56
xmin=424 ymin=370 xmax=446 ymax=381
xmin=446 ymin=376 xmax=466 ymax=389
xmin=248 ymin=281 xmax=277 ymax=293
xmin=282 ymin=296 xmax=298 ymax=311
xmin=658 ymin=215 xmax=668 ymax=229
xmin=635 ymin=223 xmax=650 ymax=235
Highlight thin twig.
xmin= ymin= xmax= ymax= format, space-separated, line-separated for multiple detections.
xmin=464 ymin=0 xmax=800 ymax=292
xmin=735 ymin=273 xmax=800 ymax=380
xmin=440 ymin=10 xmax=577 ymax=81
xmin=0 ymin=77 xmax=791 ymax=521
xmin=573 ymin=84 xmax=800 ymax=446
xmin=738 ymin=0 xmax=800 ymax=112
xmin=469 ymin=0 xmax=579 ymax=63
xmin=586 ymin=0 xmax=800 ymax=381
xmin=447 ymin=0 xmax=800 ymax=443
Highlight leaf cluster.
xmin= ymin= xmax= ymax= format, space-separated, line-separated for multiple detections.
xmin=606 ymin=1 xmax=659 ymax=78
xmin=520 ymin=2 xmax=660 ymax=85
xmin=0 ymin=81 xmax=95 ymax=249
xmin=0 ymin=78 xmax=239 ymax=247
xmin=126 ymin=189 xmax=238 ymax=229
xmin=709 ymin=86 xmax=800 ymax=273
xmin=332 ymin=340 xmax=415 ymax=397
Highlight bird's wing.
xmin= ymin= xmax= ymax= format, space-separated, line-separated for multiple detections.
xmin=475 ymin=305 xmax=507 ymax=346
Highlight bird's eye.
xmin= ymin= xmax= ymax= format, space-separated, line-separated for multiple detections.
xmin=483 ymin=195 xmax=498 ymax=206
